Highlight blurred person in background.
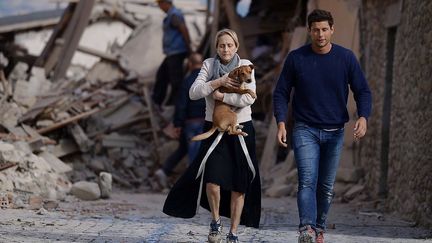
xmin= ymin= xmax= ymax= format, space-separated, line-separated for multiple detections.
xmin=152 ymin=0 xmax=191 ymax=111
xmin=154 ymin=53 xmax=205 ymax=189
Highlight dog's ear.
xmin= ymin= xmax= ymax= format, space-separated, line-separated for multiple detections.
xmin=229 ymin=68 xmax=238 ymax=78
xmin=249 ymin=64 xmax=254 ymax=70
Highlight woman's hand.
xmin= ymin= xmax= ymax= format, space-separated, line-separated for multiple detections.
xmin=211 ymin=74 xmax=240 ymax=90
xmin=221 ymin=74 xmax=240 ymax=88
xmin=212 ymin=90 xmax=224 ymax=101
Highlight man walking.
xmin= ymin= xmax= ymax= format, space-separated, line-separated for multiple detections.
xmin=273 ymin=9 xmax=372 ymax=243
xmin=152 ymin=0 xmax=191 ymax=110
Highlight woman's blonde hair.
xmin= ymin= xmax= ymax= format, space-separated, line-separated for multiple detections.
xmin=215 ymin=28 xmax=239 ymax=48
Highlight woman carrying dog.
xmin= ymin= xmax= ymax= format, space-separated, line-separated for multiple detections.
xmin=163 ymin=28 xmax=261 ymax=243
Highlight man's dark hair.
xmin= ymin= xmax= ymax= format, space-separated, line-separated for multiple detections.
xmin=307 ymin=9 xmax=334 ymax=28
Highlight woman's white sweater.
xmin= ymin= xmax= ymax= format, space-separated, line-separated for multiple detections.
xmin=189 ymin=58 xmax=256 ymax=123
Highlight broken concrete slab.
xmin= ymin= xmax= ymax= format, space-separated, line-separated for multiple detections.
xmin=85 ymin=61 xmax=124 ymax=84
xmin=70 ymin=181 xmax=101 ymax=201
xmin=68 ymin=124 xmax=94 ymax=153
xmin=119 ymin=13 xmax=164 ymax=80
xmin=0 ymin=102 xmax=24 ymax=129
xmin=38 ymin=151 xmax=72 ymax=174
xmin=102 ymin=133 xmax=138 ymax=148
xmin=47 ymin=139 xmax=79 ymax=158
xmin=12 ymin=141 xmax=33 ymax=155
xmin=102 ymin=99 xmax=145 ymax=127
xmin=0 ymin=142 xmax=25 ymax=164
xmin=13 ymin=80 xmax=37 ymax=108
xmin=98 ymin=172 xmax=112 ymax=199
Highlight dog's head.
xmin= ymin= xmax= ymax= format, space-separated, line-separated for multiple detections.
xmin=229 ymin=64 xmax=254 ymax=84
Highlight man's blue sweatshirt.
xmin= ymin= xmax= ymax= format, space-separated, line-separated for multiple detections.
xmin=273 ymin=44 xmax=372 ymax=129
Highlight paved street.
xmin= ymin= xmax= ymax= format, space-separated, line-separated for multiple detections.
xmin=0 ymin=191 xmax=431 ymax=243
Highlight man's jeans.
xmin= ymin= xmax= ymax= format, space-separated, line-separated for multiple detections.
xmin=162 ymin=120 xmax=204 ymax=176
xmin=292 ymin=121 xmax=344 ymax=230
xmin=183 ymin=120 xmax=204 ymax=163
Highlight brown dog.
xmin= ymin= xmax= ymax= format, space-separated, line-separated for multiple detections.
xmin=191 ymin=64 xmax=256 ymax=141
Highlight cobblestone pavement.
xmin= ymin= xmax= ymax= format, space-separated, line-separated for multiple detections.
xmin=0 ymin=191 xmax=431 ymax=243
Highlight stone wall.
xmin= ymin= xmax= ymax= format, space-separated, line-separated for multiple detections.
xmin=360 ymin=0 xmax=432 ymax=227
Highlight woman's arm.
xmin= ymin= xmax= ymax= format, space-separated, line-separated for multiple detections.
xmin=220 ymin=61 xmax=257 ymax=108
xmin=189 ymin=60 xmax=214 ymax=100
xmin=189 ymin=59 xmax=240 ymax=100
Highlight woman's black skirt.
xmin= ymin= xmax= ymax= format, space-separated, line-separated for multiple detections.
xmin=203 ymin=120 xmax=255 ymax=193
xmin=162 ymin=120 xmax=261 ymax=228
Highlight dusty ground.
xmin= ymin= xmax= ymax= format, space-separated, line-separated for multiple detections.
xmin=0 ymin=189 xmax=431 ymax=243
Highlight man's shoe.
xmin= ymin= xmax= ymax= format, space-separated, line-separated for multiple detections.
xmin=154 ymin=169 xmax=168 ymax=189
xmin=208 ymin=218 xmax=223 ymax=243
xmin=226 ymin=232 xmax=239 ymax=243
xmin=315 ymin=230 xmax=324 ymax=243
xmin=298 ymin=225 xmax=316 ymax=243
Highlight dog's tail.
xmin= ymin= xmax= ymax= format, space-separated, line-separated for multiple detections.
xmin=191 ymin=126 xmax=218 ymax=141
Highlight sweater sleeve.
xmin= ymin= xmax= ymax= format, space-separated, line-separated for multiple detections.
xmin=189 ymin=59 xmax=214 ymax=100
xmin=222 ymin=60 xmax=256 ymax=108
xmin=273 ymin=53 xmax=295 ymax=124
xmin=348 ymin=52 xmax=372 ymax=119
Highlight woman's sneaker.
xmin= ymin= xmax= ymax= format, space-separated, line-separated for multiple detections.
xmin=226 ymin=232 xmax=239 ymax=243
xmin=208 ymin=219 xmax=223 ymax=243
xmin=298 ymin=225 xmax=316 ymax=243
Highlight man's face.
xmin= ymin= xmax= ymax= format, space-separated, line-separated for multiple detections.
xmin=309 ymin=21 xmax=334 ymax=49
xmin=157 ymin=2 xmax=169 ymax=13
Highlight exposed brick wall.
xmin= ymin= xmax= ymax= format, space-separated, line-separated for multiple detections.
xmin=360 ymin=0 xmax=432 ymax=227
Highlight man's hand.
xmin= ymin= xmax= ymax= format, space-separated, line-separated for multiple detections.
xmin=277 ymin=122 xmax=288 ymax=147
xmin=173 ymin=127 xmax=181 ymax=139
xmin=354 ymin=117 xmax=367 ymax=140
xmin=163 ymin=122 xmax=181 ymax=139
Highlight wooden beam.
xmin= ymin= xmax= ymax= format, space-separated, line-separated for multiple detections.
xmin=210 ymin=0 xmax=220 ymax=56
xmin=221 ymin=0 xmax=249 ymax=59
xmin=52 ymin=0 xmax=96 ymax=81
xmin=0 ymin=162 xmax=17 ymax=172
xmin=142 ymin=85 xmax=160 ymax=162
xmin=37 ymin=107 xmax=100 ymax=134
xmin=35 ymin=3 xmax=76 ymax=68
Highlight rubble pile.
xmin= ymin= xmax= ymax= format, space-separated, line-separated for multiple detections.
xmin=0 ymin=0 xmax=206 ymax=207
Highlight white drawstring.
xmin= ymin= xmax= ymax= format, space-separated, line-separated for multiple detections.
xmin=195 ymin=131 xmax=255 ymax=214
